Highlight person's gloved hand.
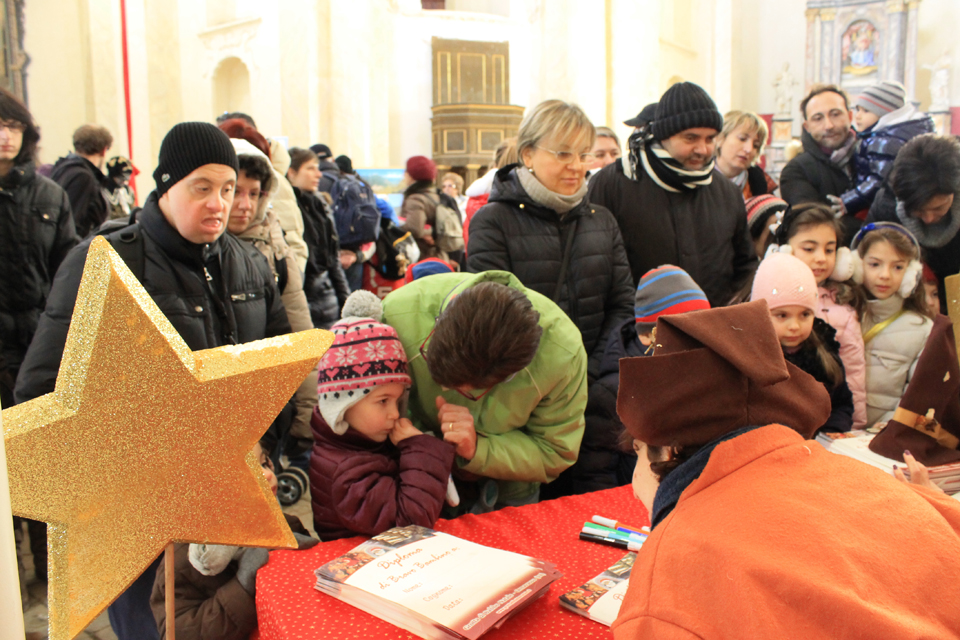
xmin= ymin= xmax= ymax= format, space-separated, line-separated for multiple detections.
xmin=235 ymin=548 xmax=269 ymax=595
xmin=826 ymin=194 xmax=847 ymax=217
xmin=294 ymin=533 xmax=319 ymax=550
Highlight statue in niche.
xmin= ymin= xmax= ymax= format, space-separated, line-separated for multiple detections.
xmin=924 ymin=50 xmax=951 ymax=111
xmin=773 ymin=63 xmax=798 ymax=116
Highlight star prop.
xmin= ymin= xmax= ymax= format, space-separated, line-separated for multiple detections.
xmin=948 ymin=274 xmax=960 ymax=358
xmin=2 ymin=237 xmax=333 ymax=639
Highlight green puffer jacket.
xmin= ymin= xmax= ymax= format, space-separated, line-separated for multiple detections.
xmin=382 ymin=270 xmax=587 ymax=503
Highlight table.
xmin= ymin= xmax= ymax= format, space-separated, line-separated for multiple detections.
xmin=256 ymin=485 xmax=648 ymax=639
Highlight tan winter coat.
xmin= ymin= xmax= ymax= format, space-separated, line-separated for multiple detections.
xmin=268 ymin=139 xmax=309 ymax=273
xmin=232 ymin=139 xmax=318 ymax=442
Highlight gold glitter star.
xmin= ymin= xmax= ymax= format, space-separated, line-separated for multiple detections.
xmin=2 ymin=237 xmax=333 ymax=639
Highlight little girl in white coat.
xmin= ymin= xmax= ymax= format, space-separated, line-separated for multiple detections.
xmin=854 ymin=222 xmax=934 ymax=428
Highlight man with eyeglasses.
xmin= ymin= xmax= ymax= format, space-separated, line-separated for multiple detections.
xmin=0 ymin=87 xmax=76 ymax=608
xmin=589 ymin=82 xmax=757 ymax=307
xmin=382 ymin=270 xmax=588 ymax=515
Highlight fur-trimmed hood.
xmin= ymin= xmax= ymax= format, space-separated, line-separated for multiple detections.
xmin=230 ymin=138 xmax=280 ymax=229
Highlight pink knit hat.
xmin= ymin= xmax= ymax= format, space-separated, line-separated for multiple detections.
xmin=750 ymin=252 xmax=817 ymax=312
xmin=317 ymin=317 xmax=411 ymax=434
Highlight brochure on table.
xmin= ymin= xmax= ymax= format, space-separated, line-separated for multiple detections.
xmin=559 ymin=552 xmax=635 ymax=626
xmin=316 ymin=526 xmax=561 ymax=640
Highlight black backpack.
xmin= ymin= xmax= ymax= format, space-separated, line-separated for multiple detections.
xmin=372 ymin=218 xmax=420 ymax=281
xmin=329 ymin=174 xmax=381 ymax=247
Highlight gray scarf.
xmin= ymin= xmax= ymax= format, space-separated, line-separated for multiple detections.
xmin=516 ymin=166 xmax=588 ymax=215
xmin=829 ymin=132 xmax=858 ymax=177
xmin=896 ymin=198 xmax=960 ymax=248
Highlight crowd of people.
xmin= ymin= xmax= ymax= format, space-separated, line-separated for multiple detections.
xmin=3 ymin=72 xmax=960 ymax=639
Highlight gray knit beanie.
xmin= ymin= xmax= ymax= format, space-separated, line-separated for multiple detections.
xmin=153 ymin=122 xmax=239 ymax=197
xmin=854 ymin=81 xmax=906 ymax=117
xmin=651 ymin=82 xmax=723 ymax=141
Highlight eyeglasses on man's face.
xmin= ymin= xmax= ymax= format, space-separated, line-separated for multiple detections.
xmin=535 ymin=146 xmax=596 ymax=165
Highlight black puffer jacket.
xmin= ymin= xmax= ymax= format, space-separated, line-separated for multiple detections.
xmin=50 ymin=153 xmax=109 ymax=238
xmin=292 ymin=186 xmax=350 ymax=330
xmin=841 ymin=112 xmax=934 ymax=215
xmin=588 ymin=159 xmax=757 ymax=307
xmin=782 ymin=318 xmax=854 ymax=434
xmin=15 ymin=193 xmax=291 ymax=404
xmin=467 ymin=165 xmax=635 ymax=378
xmin=541 ymin=317 xmax=642 ymax=499
xmin=0 ymin=162 xmax=76 ymax=397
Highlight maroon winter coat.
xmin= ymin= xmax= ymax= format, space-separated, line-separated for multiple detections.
xmin=308 ymin=408 xmax=456 ymax=540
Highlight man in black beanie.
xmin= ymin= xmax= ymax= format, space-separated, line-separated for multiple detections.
xmin=589 ymin=82 xmax=757 ymax=306
xmin=15 ymin=122 xmax=292 ymax=640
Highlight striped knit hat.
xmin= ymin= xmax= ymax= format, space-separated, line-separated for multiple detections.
xmin=745 ymin=194 xmax=788 ymax=238
xmin=651 ymin=82 xmax=723 ymax=141
xmin=854 ymin=81 xmax=906 ymax=117
xmin=635 ymin=266 xmax=710 ymax=331
xmin=316 ymin=314 xmax=411 ymax=435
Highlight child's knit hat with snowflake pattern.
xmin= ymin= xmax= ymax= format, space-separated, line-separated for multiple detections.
xmin=316 ymin=291 xmax=411 ymax=434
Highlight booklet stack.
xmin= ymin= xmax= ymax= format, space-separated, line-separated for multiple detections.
xmin=559 ymin=552 xmax=635 ymax=626
xmin=817 ymin=430 xmax=960 ymax=493
xmin=314 ymin=525 xmax=562 ymax=640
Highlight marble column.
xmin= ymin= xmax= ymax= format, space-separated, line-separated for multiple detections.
xmin=885 ymin=1 xmax=907 ymax=83
xmin=819 ymin=8 xmax=837 ymax=86
xmin=904 ymin=0 xmax=921 ymax=100
xmin=805 ymin=8 xmax=820 ymax=90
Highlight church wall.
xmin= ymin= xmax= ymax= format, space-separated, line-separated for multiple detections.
xmin=915 ymin=0 xmax=960 ymax=111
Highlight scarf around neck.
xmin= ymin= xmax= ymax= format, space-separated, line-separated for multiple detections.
xmin=896 ymin=198 xmax=960 ymax=248
xmin=827 ymin=131 xmax=857 ymax=171
xmin=516 ymin=165 xmax=587 ymax=215
xmin=629 ymin=130 xmax=715 ymax=193
xmin=650 ymin=425 xmax=761 ymax=529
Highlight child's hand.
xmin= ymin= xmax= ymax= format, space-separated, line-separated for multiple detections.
xmin=389 ymin=418 xmax=422 ymax=445
xmin=437 ymin=397 xmax=478 ymax=460
xmin=893 ymin=450 xmax=945 ymax=494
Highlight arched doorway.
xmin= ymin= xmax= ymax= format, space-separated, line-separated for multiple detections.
xmin=212 ymin=57 xmax=251 ymax=118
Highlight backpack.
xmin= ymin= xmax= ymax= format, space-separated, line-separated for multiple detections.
xmin=433 ymin=200 xmax=465 ymax=253
xmin=329 ymin=174 xmax=381 ymax=248
xmin=372 ymin=217 xmax=420 ymax=281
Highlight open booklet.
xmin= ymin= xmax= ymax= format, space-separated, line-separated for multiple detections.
xmin=817 ymin=430 xmax=960 ymax=493
xmin=559 ymin=552 xmax=635 ymax=626
xmin=315 ymin=525 xmax=562 ymax=640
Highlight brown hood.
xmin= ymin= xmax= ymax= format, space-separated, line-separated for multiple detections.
xmin=617 ymin=300 xmax=831 ymax=446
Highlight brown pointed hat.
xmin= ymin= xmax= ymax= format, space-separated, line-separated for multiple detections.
xmin=617 ymin=300 xmax=831 ymax=446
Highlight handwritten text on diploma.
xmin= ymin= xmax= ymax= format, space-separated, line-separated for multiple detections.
xmin=377 ymin=547 xmax=461 ymax=589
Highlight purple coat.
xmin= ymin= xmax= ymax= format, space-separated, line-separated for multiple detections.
xmin=308 ymin=408 xmax=456 ymax=541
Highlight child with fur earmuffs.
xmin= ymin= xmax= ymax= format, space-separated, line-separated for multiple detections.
xmin=851 ymin=222 xmax=935 ymax=428
xmin=766 ymin=202 xmax=867 ymax=427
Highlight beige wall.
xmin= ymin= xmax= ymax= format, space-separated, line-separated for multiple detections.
xmin=20 ymin=0 xmax=958 ymax=196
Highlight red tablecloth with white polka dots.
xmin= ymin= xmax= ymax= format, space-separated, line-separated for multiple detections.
xmin=255 ymin=485 xmax=648 ymax=639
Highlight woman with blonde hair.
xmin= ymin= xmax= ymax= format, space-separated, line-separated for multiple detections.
xmin=715 ymin=110 xmax=778 ymax=198
xmin=468 ymin=100 xmax=634 ymax=498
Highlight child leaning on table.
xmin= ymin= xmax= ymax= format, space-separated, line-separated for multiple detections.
xmin=150 ymin=441 xmax=317 ymax=640
xmin=309 ymin=291 xmax=456 ymax=541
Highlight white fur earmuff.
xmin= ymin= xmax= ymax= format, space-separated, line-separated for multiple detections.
xmin=899 ymin=259 xmax=923 ymax=298
xmin=829 ymin=246 xmax=862 ymax=283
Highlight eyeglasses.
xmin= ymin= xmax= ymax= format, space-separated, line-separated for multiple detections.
xmin=0 ymin=120 xmax=26 ymax=134
xmin=536 ymin=146 xmax=596 ymax=165
xmin=419 ymin=327 xmax=505 ymax=402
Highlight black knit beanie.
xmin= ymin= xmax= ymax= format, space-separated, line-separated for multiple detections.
xmin=651 ymin=82 xmax=723 ymax=141
xmin=153 ymin=122 xmax=239 ymax=197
